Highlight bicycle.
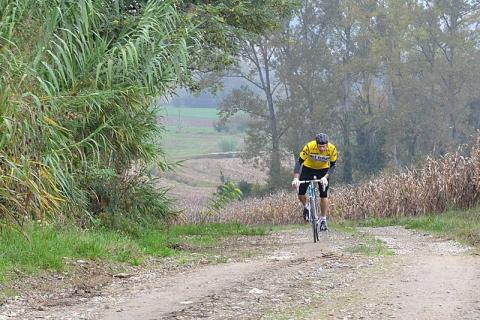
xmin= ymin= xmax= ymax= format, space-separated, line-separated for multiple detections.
xmin=299 ymin=176 xmax=327 ymax=243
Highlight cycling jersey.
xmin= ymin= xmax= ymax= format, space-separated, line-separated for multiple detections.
xmin=299 ymin=140 xmax=337 ymax=170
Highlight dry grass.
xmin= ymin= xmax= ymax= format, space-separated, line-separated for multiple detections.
xmin=333 ymin=137 xmax=480 ymax=220
xmin=172 ymin=190 xmax=304 ymax=225
xmin=197 ymin=135 xmax=480 ymax=225
xmin=219 ymin=191 xmax=304 ymax=225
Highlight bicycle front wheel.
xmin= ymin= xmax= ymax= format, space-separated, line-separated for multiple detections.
xmin=309 ymin=198 xmax=319 ymax=243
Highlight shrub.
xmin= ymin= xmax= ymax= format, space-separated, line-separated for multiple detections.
xmin=214 ymin=113 xmax=252 ymax=133
xmin=219 ymin=139 xmax=238 ymax=152
xmin=237 ymin=180 xmax=253 ymax=198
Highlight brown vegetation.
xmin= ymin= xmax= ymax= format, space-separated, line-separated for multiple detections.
xmin=334 ymin=136 xmax=480 ymax=220
xmin=209 ymin=136 xmax=480 ymax=225
xmin=219 ymin=190 xmax=303 ymax=225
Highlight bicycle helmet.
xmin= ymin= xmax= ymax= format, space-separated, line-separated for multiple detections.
xmin=315 ymin=133 xmax=329 ymax=145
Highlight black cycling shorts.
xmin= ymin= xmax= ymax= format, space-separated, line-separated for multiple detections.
xmin=298 ymin=166 xmax=329 ymax=198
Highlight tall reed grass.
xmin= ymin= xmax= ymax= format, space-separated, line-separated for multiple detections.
xmin=0 ymin=0 xmax=194 ymax=229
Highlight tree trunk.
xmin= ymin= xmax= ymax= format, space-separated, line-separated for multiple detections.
xmin=341 ymin=26 xmax=353 ymax=184
xmin=342 ymin=76 xmax=353 ymax=184
xmin=262 ymin=44 xmax=282 ymax=186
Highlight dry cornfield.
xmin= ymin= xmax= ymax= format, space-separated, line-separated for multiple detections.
xmin=201 ymin=136 xmax=480 ymax=225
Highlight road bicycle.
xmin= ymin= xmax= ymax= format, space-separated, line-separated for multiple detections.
xmin=299 ymin=176 xmax=327 ymax=243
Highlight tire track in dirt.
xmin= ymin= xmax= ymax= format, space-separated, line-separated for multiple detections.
xmin=349 ymin=227 xmax=480 ymax=320
xmin=100 ymin=234 xmax=337 ymax=319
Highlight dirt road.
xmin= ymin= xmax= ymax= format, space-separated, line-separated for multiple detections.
xmin=1 ymin=226 xmax=479 ymax=320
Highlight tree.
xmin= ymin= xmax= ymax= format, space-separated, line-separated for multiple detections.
xmin=176 ymin=0 xmax=299 ymax=91
xmin=384 ymin=0 xmax=480 ymax=160
xmin=219 ymin=35 xmax=290 ymax=187
xmin=277 ymin=0 xmax=336 ymax=155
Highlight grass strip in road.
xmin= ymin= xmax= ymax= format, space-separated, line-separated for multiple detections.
xmin=347 ymin=236 xmax=395 ymax=256
xmin=329 ymin=222 xmax=394 ymax=256
xmin=336 ymin=208 xmax=480 ymax=248
xmin=0 ymin=222 xmax=269 ymax=283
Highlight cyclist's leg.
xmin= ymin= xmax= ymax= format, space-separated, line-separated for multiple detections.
xmin=298 ymin=193 xmax=309 ymax=222
xmin=320 ymin=198 xmax=328 ymax=213
xmin=298 ymin=167 xmax=314 ymax=221
xmin=319 ymin=192 xmax=329 ymax=216
xmin=318 ymin=169 xmax=329 ymax=230
xmin=297 ymin=193 xmax=307 ymax=206
xmin=298 ymin=180 xmax=308 ymax=206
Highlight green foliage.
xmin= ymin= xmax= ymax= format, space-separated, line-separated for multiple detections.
xmin=91 ymin=175 xmax=176 ymax=232
xmin=218 ymin=138 xmax=237 ymax=152
xmin=182 ymin=0 xmax=298 ymax=77
xmin=207 ymin=182 xmax=243 ymax=213
xmin=0 ymin=0 xmax=295 ymax=232
xmin=234 ymin=0 xmax=480 ymax=185
xmin=199 ymin=172 xmax=243 ymax=221
xmin=237 ymin=180 xmax=253 ymax=198
xmin=353 ymin=126 xmax=387 ymax=179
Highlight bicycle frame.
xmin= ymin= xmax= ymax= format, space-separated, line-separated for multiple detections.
xmin=300 ymin=176 xmax=324 ymax=243
xmin=309 ymin=180 xmax=320 ymax=242
xmin=307 ymin=181 xmax=318 ymax=218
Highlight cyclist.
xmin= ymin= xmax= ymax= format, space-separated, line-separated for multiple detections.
xmin=291 ymin=133 xmax=337 ymax=229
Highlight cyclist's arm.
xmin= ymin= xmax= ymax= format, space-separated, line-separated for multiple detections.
xmin=325 ymin=145 xmax=338 ymax=178
xmin=293 ymin=157 xmax=305 ymax=178
xmin=294 ymin=144 xmax=310 ymax=178
xmin=325 ymin=161 xmax=336 ymax=178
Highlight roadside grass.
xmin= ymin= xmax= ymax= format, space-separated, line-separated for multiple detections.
xmin=329 ymin=220 xmax=393 ymax=255
xmin=335 ymin=208 xmax=480 ymax=248
xmin=329 ymin=219 xmax=358 ymax=234
xmin=0 ymin=222 xmax=269 ymax=283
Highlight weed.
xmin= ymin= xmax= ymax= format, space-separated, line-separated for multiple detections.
xmin=347 ymin=237 xmax=394 ymax=256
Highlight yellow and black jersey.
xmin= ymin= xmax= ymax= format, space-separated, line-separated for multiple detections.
xmin=300 ymin=140 xmax=337 ymax=170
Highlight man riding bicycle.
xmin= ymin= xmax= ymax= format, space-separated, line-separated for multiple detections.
xmin=291 ymin=133 xmax=337 ymax=229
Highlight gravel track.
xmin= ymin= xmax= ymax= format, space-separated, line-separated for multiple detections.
xmin=1 ymin=226 xmax=479 ymax=320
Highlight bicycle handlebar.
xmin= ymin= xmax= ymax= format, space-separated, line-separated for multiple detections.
xmin=298 ymin=179 xmax=323 ymax=184
xmin=298 ymin=178 xmax=326 ymax=191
